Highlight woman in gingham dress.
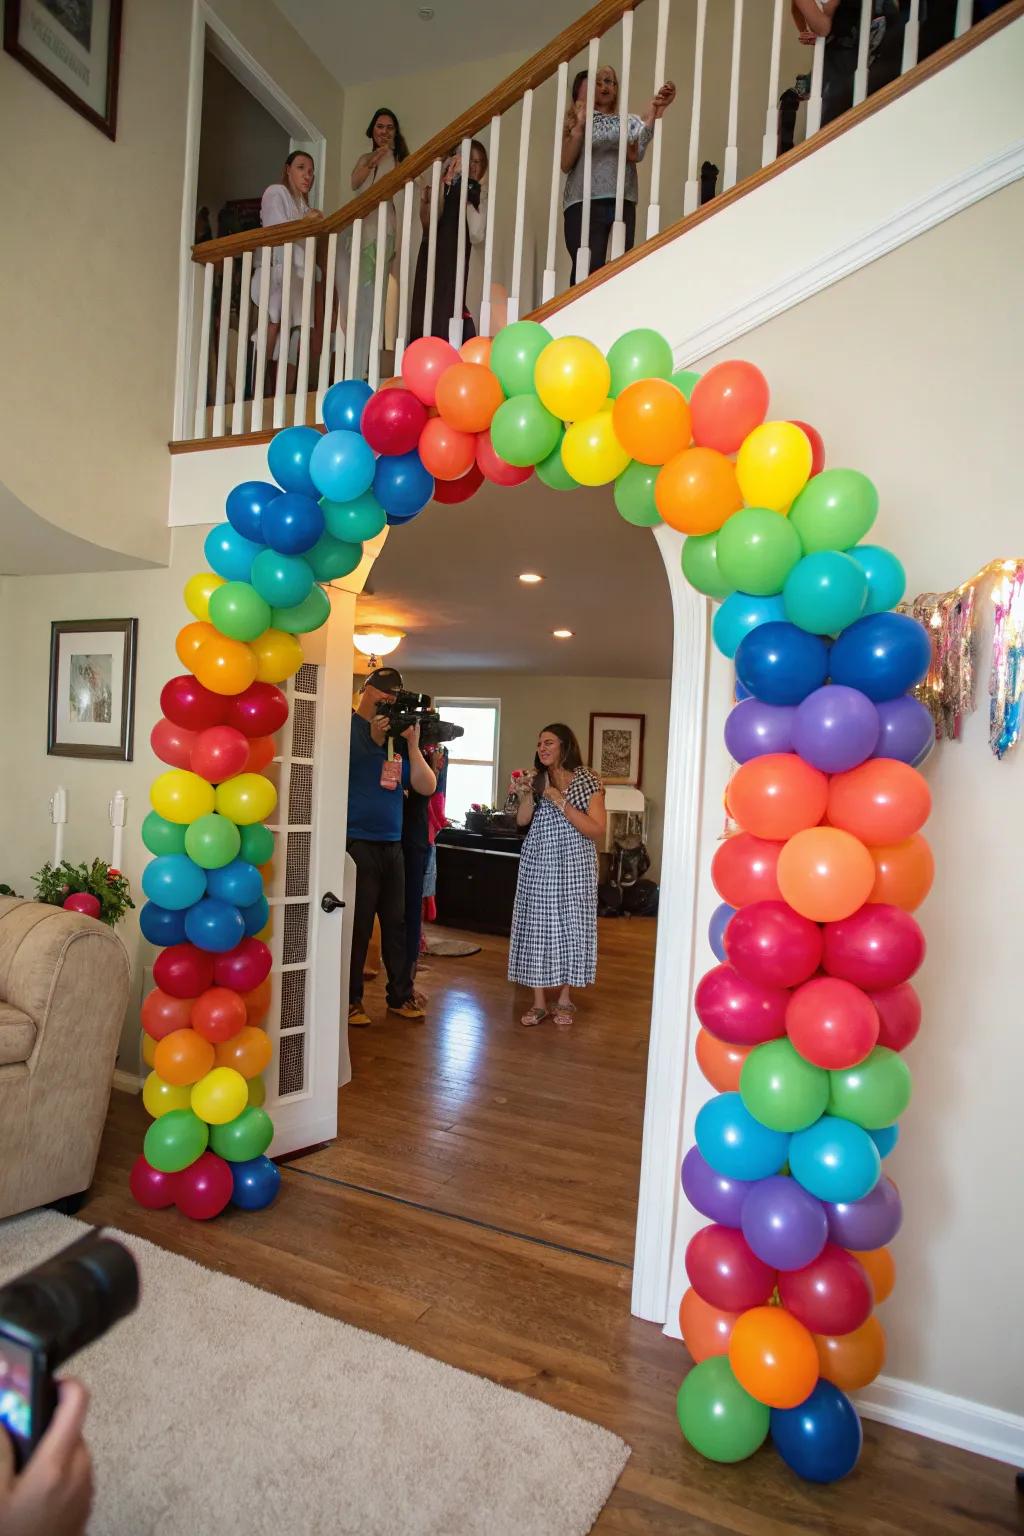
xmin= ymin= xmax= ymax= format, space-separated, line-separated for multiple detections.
xmin=508 ymin=724 xmax=607 ymax=1029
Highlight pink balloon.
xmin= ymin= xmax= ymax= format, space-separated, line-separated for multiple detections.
xmin=174 ymin=1150 xmax=233 ymax=1221
xmin=723 ymin=900 xmax=823 ymax=988
xmin=401 ymin=336 xmax=460 ymax=406
xmin=361 ymin=387 xmax=428 ymax=455
xmin=129 ymin=1154 xmax=178 ymax=1210
xmin=213 ymin=938 xmax=272 ymax=992
xmin=153 ymin=943 xmax=216 ymax=1000
xmin=63 ymin=892 xmax=101 ymax=918
xmin=823 ymin=904 xmax=925 ymax=989
xmin=224 ymin=682 xmax=289 ymax=738
xmin=190 ymin=725 xmax=250 ymax=783
xmin=868 ymin=981 xmax=922 ymax=1051
xmin=694 ymin=963 xmax=789 ymax=1047
xmin=151 ymin=717 xmax=198 ymax=769
xmin=786 ymin=976 xmax=880 ymax=1069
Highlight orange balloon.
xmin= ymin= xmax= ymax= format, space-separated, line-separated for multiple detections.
xmin=851 ymin=1246 xmax=895 ymax=1304
xmin=418 ymin=415 xmax=477 ymax=479
xmin=435 ymin=361 xmax=504 ymax=434
xmin=695 ymin=1028 xmax=752 ymax=1092
xmin=378 ymin=376 xmax=403 ymax=390
xmin=193 ymin=635 xmax=258 ymax=696
xmin=460 ymin=335 xmax=492 ymax=366
xmin=176 ymin=621 xmax=218 ymax=667
xmin=612 ymin=379 xmax=692 ymax=466
xmin=726 ymin=753 xmax=829 ymax=842
xmin=728 ymin=1306 xmax=820 ymax=1409
xmin=153 ymin=1027 xmax=216 ymax=1087
xmin=654 ymin=447 xmax=743 ymax=535
xmin=242 ymin=977 xmax=272 ymax=1026
xmin=868 ymin=834 xmax=934 ymax=910
xmin=777 ymin=825 xmax=876 ymax=922
xmin=214 ymin=1024 xmax=272 ymax=1079
xmin=827 ymin=759 xmax=931 ymax=845
xmin=679 ymin=1286 xmax=741 ymax=1362
xmin=245 ymin=736 xmax=276 ymax=774
xmin=814 ymin=1314 xmax=886 ymax=1392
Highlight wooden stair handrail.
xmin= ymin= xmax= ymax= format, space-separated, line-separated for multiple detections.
xmin=192 ymin=0 xmax=640 ymax=265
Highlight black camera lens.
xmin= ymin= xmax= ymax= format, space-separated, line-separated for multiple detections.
xmin=0 ymin=1234 xmax=139 ymax=1370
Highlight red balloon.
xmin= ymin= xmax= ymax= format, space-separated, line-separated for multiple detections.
xmin=174 ymin=1150 xmax=233 ymax=1221
xmin=476 ymin=430 xmax=534 ymax=487
xmin=63 ymin=892 xmax=100 ymax=918
xmin=685 ymin=1224 xmax=776 ymax=1311
xmin=827 ymin=759 xmax=931 ymax=845
xmin=786 ymin=976 xmax=880 ymax=1069
xmin=868 ymin=982 xmax=921 ymax=1052
xmin=401 ymin=336 xmax=460 ymax=406
xmin=244 ymin=736 xmax=276 ymax=774
xmin=823 ymin=904 xmax=925 ymax=989
xmin=726 ymin=754 xmax=829 ymax=842
xmin=418 ymin=416 xmax=477 ymax=480
xmin=711 ymin=833 xmax=784 ymax=907
xmin=433 ymin=462 xmax=484 ymax=505
xmin=190 ymin=725 xmax=250 ymax=783
xmin=191 ymin=986 xmax=248 ymax=1043
xmin=141 ymin=987 xmax=194 ymax=1041
xmin=789 ymin=420 xmax=825 ymax=477
xmin=153 ymin=943 xmax=216 ymax=1000
xmin=361 ymin=386 xmax=428 ymax=455
xmin=160 ymin=674 xmax=230 ymax=732
xmin=151 ymin=717 xmax=198 ymax=769
xmin=224 ymin=682 xmax=289 ymax=738
xmin=724 ymin=900 xmax=823 ymax=988
xmin=689 ymin=360 xmax=770 ymax=454
xmin=129 ymin=1155 xmax=178 ymax=1210
xmin=694 ymin=963 xmax=789 ymax=1047
xmin=777 ymin=1243 xmax=874 ymax=1335
xmin=213 ymin=937 xmax=272 ymax=992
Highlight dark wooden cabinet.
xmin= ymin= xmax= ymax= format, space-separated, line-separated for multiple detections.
xmin=434 ymin=829 xmax=523 ymax=936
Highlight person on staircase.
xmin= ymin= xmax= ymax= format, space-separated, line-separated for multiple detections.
xmin=336 ymin=107 xmax=410 ymax=380
xmin=251 ymin=151 xmax=324 ymax=395
xmin=791 ymin=0 xmax=906 ymax=126
xmin=408 ymin=140 xmax=489 ymax=343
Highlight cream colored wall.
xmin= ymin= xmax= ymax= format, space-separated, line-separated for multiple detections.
xmin=196 ymin=53 xmax=291 ymax=227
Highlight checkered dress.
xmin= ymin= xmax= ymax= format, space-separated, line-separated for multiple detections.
xmin=508 ymin=768 xmax=601 ymax=989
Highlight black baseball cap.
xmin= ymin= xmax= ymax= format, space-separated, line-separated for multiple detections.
xmin=361 ymin=666 xmax=404 ymax=693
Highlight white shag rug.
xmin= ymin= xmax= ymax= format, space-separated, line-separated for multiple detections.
xmin=0 ymin=1212 xmax=629 ymax=1535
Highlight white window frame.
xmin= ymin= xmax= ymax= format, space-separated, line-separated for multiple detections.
xmin=435 ymin=697 xmax=502 ymax=811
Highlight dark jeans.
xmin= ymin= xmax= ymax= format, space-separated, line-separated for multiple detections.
xmin=564 ymin=197 xmax=637 ymax=287
xmin=821 ymin=24 xmax=905 ymax=127
xmin=402 ymin=841 xmax=430 ymax=985
xmin=347 ymin=840 xmax=411 ymax=1009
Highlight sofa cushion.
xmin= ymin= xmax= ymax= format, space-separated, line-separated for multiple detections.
xmin=0 ymin=1002 xmax=36 ymax=1065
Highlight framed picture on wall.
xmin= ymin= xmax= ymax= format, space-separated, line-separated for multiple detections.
xmin=589 ymin=713 xmax=645 ymax=788
xmin=48 ymin=619 xmax=138 ymax=760
xmin=3 ymin=0 xmax=123 ymax=140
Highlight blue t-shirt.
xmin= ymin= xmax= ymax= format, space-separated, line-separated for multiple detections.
xmin=348 ymin=714 xmax=409 ymax=842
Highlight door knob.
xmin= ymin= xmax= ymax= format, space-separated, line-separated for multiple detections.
xmin=321 ymin=891 xmax=344 ymax=913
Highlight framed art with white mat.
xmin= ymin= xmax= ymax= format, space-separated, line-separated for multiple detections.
xmin=48 ymin=618 xmax=137 ymax=760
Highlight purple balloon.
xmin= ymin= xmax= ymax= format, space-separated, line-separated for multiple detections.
xmin=792 ymin=685 xmax=880 ymax=773
xmin=741 ymin=1174 xmax=829 ymax=1270
xmin=708 ymin=902 xmax=736 ymax=962
xmin=824 ymin=1174 xmax=903 ymax=1250
xmin=725 ymin=698 xmax=796 ymax=763
xmin=681 ymin=1146 xmax=752 ymax=1228
xmin=873 ymin=695 xmax=935 ymax=765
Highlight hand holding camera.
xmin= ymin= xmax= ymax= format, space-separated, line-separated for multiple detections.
xmin=0 ymin=1378 xmax=93 ymax=1536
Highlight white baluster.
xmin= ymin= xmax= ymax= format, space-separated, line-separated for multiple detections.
xmin=683 ymin=0 xmax=708 ymax=215
xmin=902 ymin=0 xmax=921 ymax=73
xmin=543 ymin=64 xmax=568 ymax=302
xmin=274 ymin=241 xmax=293 ymax=426
xmin=293 ymin=235 xmax=316 ymax=425
xmin=395 ymin=180 xmax=415 ymax=370
xmin=192 ymin=261 xmax=214 ymax=439
xmin=610 ymin=11 xmax=634 ymax=261
xmin=723 ymin=0 xmax=744 ymax=190
xmin=251 ymin=247 xmax=271 ymax=431
xmin=212 ymin=255 xmax=233 ymax=438
xmin=422 ymin=158 xmax=442 ymax=339
xmin=479 ymin=114 xmax=501 ymax=337
xmin=316 ymin=230 xmax=338 ymax=418
xmin=762 ymin=0 xmax=785 ymax=166
xmin=854 ymin=0 xmax=873 ymax=105
xmin=108 ymin=790 xmax=126 ymax=872
xmin=231 ymin=249 xmax=252 ymax=436
xmin=449 ymin=135 xmax=472 ymax=349
xmin=50 ymin=787 xmax=67 ymax=866
xmin=647 ymin=0 xmax=671 ymax=237
xmin=576 ymin=37 xmax=599 ymax=283
xmin=509 ymin=89 xmax=534 ymax=321
xmin=955 ymin=0 xmax=972 ymax=36
xmin=344 ymin=219 xmax=362 ymax=380
xmin=805 ymin=34 xmax=826 ymax=137
xmin=368 ymin=199 xmax=389 ymax=388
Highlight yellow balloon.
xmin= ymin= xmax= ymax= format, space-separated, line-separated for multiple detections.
xmin=215 ymin=772 xmax=278 ymax=826
xmin=534 ymin=337 xmax=610 ymax=422
xmin=191 ymin=1065 xmax=249 ymax=1125
xmin=736 ymin=421 xmax=813 ymax=512
xmin=151 ymin=768 xmax=217 ymax=825
xmin=251 ymin=627 xmax=304 ymax=684
xmin=184 ymin=572 xmax=225 ymax=623
xmin=143 ymin=1070 xmax=191 ymax=1119
xmin=561 ymin=410 xmax=631 ymax=487
xmin=142 ymin=1033 xmax=157 ymax=1069
xmin=247 ymin=1075 xmax=266 ymax=1108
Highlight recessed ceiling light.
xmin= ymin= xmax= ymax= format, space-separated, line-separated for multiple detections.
xmin=518 ymin=572 xmax=543 ymax=584
xmin=418 ymin=6 xmax=435 ymax=18
xmin=553 ymin=629 xmax=574 ymax=639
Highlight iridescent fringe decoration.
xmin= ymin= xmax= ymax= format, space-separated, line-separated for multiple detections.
xmin=990 ymin=561 xmax=1024 ymax=759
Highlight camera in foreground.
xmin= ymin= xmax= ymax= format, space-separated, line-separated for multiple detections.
xmin=378 ymin=690 xmax=465 ymax=746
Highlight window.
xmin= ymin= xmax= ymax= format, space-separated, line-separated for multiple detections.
xmin=435 ymin=699 xmax=501 ymax=825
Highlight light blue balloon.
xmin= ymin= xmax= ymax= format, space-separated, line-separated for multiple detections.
xmin=309 ymin=429 xmax=376 ymax=503
xmin=783 ymin=551 xmax=868 ymax=636
xmin=846 ymin=545 xmax=907 ymax=616
xmin=789 ymin=1115 xmax=881 ymax=1204
xmin=251 ymin=548 xmax=314 ymax=609
xmin=712 ymin=592 xmax=787 ymax=660
xmin=267 ymin=425 xmax=321 ymax=497
xmin=695 ymin=1092 xmax=790 ymax=1182
xmin=868 ymin=1124 xmax=899 ymax=1159
xmin=322 ymin=379 xmax=373 ymax=433
xmin=204 ymin=526 xmax=262 ymax=584
xmin=141 ymin=854 xmax=207 ymax=912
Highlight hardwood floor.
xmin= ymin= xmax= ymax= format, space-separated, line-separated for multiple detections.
xmin=83 ymin=917 xmax=1019 ymax=1534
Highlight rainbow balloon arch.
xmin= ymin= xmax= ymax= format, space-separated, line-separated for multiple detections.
xmin=131 ymin=321 xmax=932 ymax=1485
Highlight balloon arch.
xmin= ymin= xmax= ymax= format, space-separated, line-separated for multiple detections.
xmin=132 ymin=322 xmax=932 ymax=1485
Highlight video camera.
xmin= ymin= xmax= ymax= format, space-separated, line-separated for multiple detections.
xmin=378 ymin=690 xmax=465 ymax=747
xmin=0 ymin=1231 xmax=139 ymax=1468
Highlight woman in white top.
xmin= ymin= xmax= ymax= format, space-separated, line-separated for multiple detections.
xmin=336 ymin=107 xmax=409 ymax=381
xmin=408 ymin=140 xmax=488 ymax=343
xmin=251 ymin=150 xmax=324 ymax=392
xmin=561 ymin=65 xmax=676 ymax=286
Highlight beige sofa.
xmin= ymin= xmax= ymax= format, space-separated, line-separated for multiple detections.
xmin=0 ymin=897 xmax=130 ymax=1220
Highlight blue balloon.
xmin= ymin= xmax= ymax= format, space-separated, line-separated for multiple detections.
xmin=789 ymin=1115 xmax=880 ymax=1203
xmin=846 ymin=544 xmax=906 ymax=616
xmin=374 ymin=450 xmax=434 ymax=521
xmin=735 ymin=622 xmax=830 ymax=705
xmin=695 ymin=1092 xmax=790 ymax=1182
xmin=309 ymin=429 xmax=376 ymax=503
xmin=230 ymin=1154 xmax=281 ymax=1211
xmin=226 ymin=481 xmax=280 ymax=543
xmin=868 ymin=1123 xmax=899 ymax=1158
xmin=783 ymin=552 xmax=868 ymax=636
xmin=770 ymin=1381 xmax=863 ymax=1483
xmin=734 ymin=679 xmax=752 ymax=701
xmin=139 ymin=900 xmax=188 ymax=947
xmin=873 ymin=695 xmax=935 ymax=764
xmin=322 ymin=379 xmax=373 ymax=433
xmin=251 ymin=548 xmax=314 ymax=609
xmin=708 ymin=902 xmax=736 ymax=962
xmin=712 ymin=592 xmax=786 ymax=660
xmin=830 ymin=612 xmax=931 ymax=701
xmin=267 ymin=425 xmax=321 ymax=497
xmin=204 ymin=525 xmax=262 ymax=584
xmin=240 ymin=894 xmax=270 ymax=937
xmin=262 ymin=493 xmax=324 ymax=556
xmin=141 ymin=855 xmax=207 ymax=912
xmin=207 ymin=858 xmax=264 ymax=908
xmin=184 ymin=896 xmax=245 ymax=953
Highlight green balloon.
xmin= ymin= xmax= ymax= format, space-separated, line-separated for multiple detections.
xmin=535 ymin=433 xmax=579 ymax=491
xmin=239 ymin=822 xmax=274 ymax=866
xmin=828 ymin=1047 xmax=912 ymax=1130
xmin=490 ymin=394 xmax=562 ymax=467
xmin=671 ymin=367 xmax=701 ymax=400
xmin=716 ymin=507 xmax=803 ymax=596
xmin=614 ymin=460 xmax=662 ymax=527
xmin=144 ymin=1109 xmax=208 ymax=1173
xmin=607 ymin=328 xmax=674 ymax=396
xmin=251 ymin=549 xmax=314 ymax=608
xmin=142 ymin=811 xmax=186 ymax=857
xmin=489 ymin=320 xmax=552 ymax=396
xmin=321 ymin=491 xmax=386 ymax=543
xmin=740 ymin=1038 xmax=830 ymax=1133
xmin=305 ymin=532 xmax=363 ymax=582
xmin=272 ymin=584 xmax=331 ymax=635
xmin=783 ymin=551 xmax=868 ymax=635
xmin=210 ymin=1105 xmax=274 ymax=1162
xmin=789 ymin=468 xmax=879 ymax=553
xmin=676 ymin=1357 xmax=770 ymax=1464
xmin=681 ymin=533 xmax=733 ymax=600
xmin=209 ymin=580 xmax=273 ymax=642
xmin=185 ymin=812 xmax=241 ymax=870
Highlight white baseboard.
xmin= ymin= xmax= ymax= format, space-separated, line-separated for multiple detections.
xmin=856 ymin=1375 xmax=1024 ymax=1467
xmin=112 ymin=1069 xmax=142 ymax=1094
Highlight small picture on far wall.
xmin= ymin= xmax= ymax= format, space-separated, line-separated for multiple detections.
xmin=48 ymin=619 xmax=137 ymax=760
xmin=589 ymin=713 xmax=645 ymax=788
